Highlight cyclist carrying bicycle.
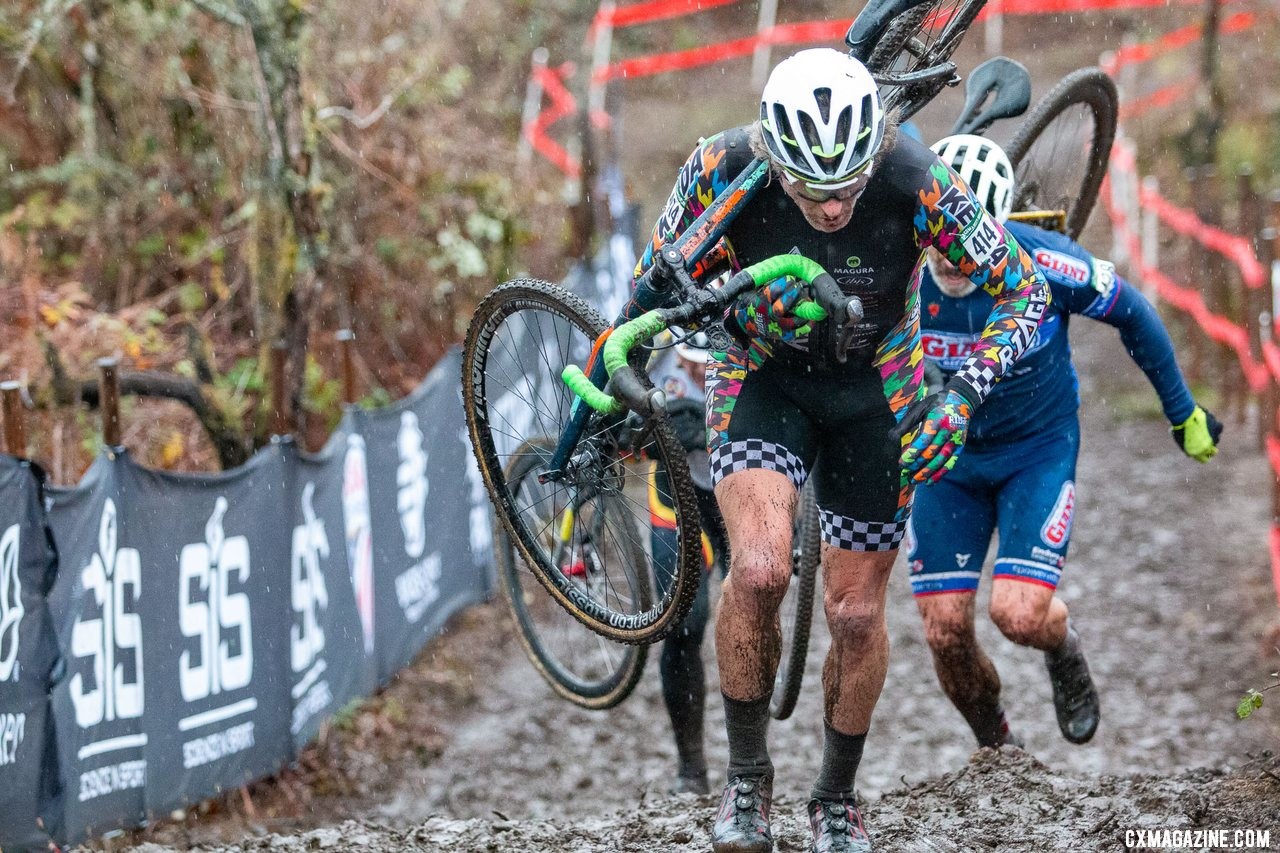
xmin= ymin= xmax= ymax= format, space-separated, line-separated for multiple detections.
xmin=633 ymin=49 xmax=1049 ymax=853
xmin=908 ymin=134 xmax=1222 ymax=751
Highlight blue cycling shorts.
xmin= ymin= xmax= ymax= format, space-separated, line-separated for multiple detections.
xmin=905 ymin=422 xmax=1079 ymax=596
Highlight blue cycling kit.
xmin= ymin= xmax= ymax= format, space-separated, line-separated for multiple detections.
xmin=907 ymin=221 xmax=1195 ymax=595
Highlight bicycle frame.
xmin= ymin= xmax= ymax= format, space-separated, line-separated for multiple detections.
xmin=543 ymin=158 xmax=773 ymax=480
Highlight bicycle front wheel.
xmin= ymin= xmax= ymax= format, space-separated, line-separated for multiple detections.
xmin=462 ymin=279 xmax=703 ymax=644
xmin=865 ymin=0 xmax=989 ymax=123
xmin=770 ymin=480 xmax=820 ymax=721
xmin=1005 ymin=67 xmax=1118 ymax=240
xmin=498 ymin=438 xmax=649 ymax=709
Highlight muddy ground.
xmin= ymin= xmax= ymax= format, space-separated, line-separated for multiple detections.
xmin=90 ymin=322 xmax=1280 ymax=852
xmin=75 ymin=9 xmax=1280 ymax=850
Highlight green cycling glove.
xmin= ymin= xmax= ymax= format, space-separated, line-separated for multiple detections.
xmin=1171 ymin=405 xmax=1222 ymax=462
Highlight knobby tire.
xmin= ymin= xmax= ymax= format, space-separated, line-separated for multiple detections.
xmin=462 ymin=279 xmax=703 ymax=645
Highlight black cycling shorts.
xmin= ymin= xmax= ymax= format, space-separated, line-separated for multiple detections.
xmin=706 ymin=349 xmax=912 ymax=552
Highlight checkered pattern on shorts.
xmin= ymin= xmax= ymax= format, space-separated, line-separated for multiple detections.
xmin=709 ymin=439 xmax=807 ymax=490
xmin=819 ymin=508 xmax=908 ymax=552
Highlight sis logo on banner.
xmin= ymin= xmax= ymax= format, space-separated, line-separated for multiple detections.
xmin=396 ymin=412 xmax=429 ymax=560
xmin=0 ymin=524 xmax=23 ymax=682
xmin=395 ymin=412 xmax=440 ymax=622
xmin=179 ymin=497 xmax=253 ymax=704
xmin=291 ymin=483 xmax=332 ymax=735
xmin=177 ymin=497 xmax=257 ymax=770
xmin=71 ymin=500 xmax=144 ymax=728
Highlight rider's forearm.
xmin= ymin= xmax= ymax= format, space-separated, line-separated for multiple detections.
xmin=949 ymin=244 xmax=1050 ymax=408
xmin=1098 ymin=278 xmax=1196 ymax=424
xmin=913 ymin=163 xmax=1050 ymax=407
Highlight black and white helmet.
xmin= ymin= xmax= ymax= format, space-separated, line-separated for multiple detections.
xmin=759 ymin=49 xmax=885 ymax=188
xmin=930 ymin=134 xmax=1015 ymax=222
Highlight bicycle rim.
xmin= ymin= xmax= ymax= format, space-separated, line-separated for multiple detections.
xmin=1005 ymin=67 xmax=1118 ymax=240
xmin=866 ymin=0 xmax=988 ymax=122
xmin=498 ymin=438 xmax=649 ymax=709
xmin=462 ymin=279 xmax=703 ymax=645
xmin=771 ymin=481 xmax=820 ymax=720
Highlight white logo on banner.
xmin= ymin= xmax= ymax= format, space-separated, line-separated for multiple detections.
xmin=0 ymin=524 xmax=24 ymax=682
xmin=291 ymin=483 xmax=329 ymax=672
xmin=458 ymin=425 xmax=492 ymax=566
xmin=396 ymin=412 xmax=429 ymax=559
xmin=342 ymin=435 xmax=375 ymax=653
xmin=290 ymin=483 xmax=332 ymax=735
xmin=0 ymin=712 xmax=24 ymax=766
xmin=177 ymin=498 xmax=257 ymax=768
xmin=70 ymin=499 xmax=144 ymax=728
xmin=395 ymin=412 xmax=439 ymax=622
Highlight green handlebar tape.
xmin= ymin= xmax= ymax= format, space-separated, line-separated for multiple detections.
xmin=603 ymin=311 xmax=668 ymax=376
xmin=794 ymin=300 xmax=828 ymax=322
xmin=744 ymin=254 xmax=826 ymax=286
xmin=561 ymin=365 xmax=625 ymax=414
xmin=560 ymin=310 xmax=669 ymax=415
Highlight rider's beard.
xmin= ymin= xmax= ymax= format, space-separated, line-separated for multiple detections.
xmin=926 ymin=249 xmax=978 ymax=298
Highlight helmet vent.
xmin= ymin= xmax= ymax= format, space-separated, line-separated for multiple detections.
xmin=813 ymin=88 xmax=833 ymax=124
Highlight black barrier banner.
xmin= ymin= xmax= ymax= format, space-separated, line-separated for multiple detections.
xmin=46 ymin=456 xmax=148 ymax=841
xmin=288 ymin=421 xmax=378 ymax=745
xmin=364 ymin=348 xmax=494 ymax=682
xmin=119 ymin=448 xmax=294 ymax=819
xmin=0 ymin=457 xmax=61 ymax=851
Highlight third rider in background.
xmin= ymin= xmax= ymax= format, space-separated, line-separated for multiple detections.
xmin=908 ymin=134 xmax=1222 ymax=749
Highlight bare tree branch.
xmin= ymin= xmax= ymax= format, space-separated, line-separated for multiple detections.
xmin=78 ymin=371 xmax=251 ymax=469
xmin=315 ymin=67 xmax=429 ymax=130
xmin=41 ymin=339 xmax=249 ymax=469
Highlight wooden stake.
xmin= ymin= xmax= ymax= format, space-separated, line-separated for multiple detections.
xmin=97 ymin=358 xmax=121 ymax=449
xmin=270 ymin=342 xmax=290 ymax=437
xmin=1 ymin=381 xmax=27 ymax=458
xmin=337 ymin=329 xmax=357 ymax=405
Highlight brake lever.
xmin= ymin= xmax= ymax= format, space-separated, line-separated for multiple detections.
xmin=808 ymin=272 xmax=864 ymax=364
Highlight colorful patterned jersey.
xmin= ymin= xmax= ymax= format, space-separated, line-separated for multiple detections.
xmin=919 ymin=220 xmax=1195 ymax=446
xmin=635 ymin=126 xmax=1048 ymax=419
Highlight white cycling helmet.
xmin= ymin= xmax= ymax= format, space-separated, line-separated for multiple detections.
xmin=930 ymin=134 xmax=1015 ymax=222
xmin=760 ymin=49 xmax=885 ymax=188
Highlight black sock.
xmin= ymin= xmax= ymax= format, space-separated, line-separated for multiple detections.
xmin=972 ymin=705 xmax=1012 ymax=748
xmin=661 ymin=634 xmax=707 ymax=779
xmin=810 ymin=722 xmax=866 ymax=801
xmin=723 ymin=693 xmax=773 ymax=780
xmin=1048 ymin=622 xmax=1079 ymax=661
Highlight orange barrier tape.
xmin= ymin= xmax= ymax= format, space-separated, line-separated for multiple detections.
xmin=1102 ymin=170 xmax=1273 ymax=394
xmin=1118 ymin=83 xmax=1183 ymax=121
xmin=590 ymin=0 xmax=739 ymax=35
xmin=524 ymin=62 xmax=580 ymax=178
xmin=1102 ymin=10 xmax=1255 ymax=74
xmin=1109 ymin=139 xmax=1266 ymax=291
xmin=1138 ymin=188 xmax=1267 ymax=289
xmin=983 ymin=0 xmax=1206 ymax=14
xmin=1271 ymin=524 xmax=1280 ymax=607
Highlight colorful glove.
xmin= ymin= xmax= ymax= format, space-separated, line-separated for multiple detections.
xmin=732 ymin=275 xmax=813 ymax=343
xmin=1171 ymin=405 xmax=1222 ymax=462
xmin=893 ymin=389 xmax=973 ymax=484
